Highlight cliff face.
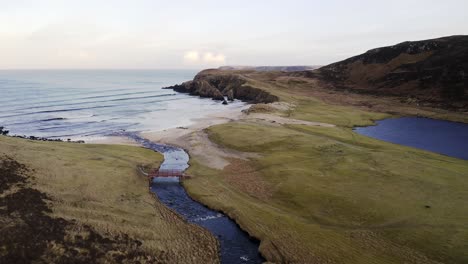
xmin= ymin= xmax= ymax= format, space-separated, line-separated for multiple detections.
xmin=164 ymin=70 xmax=279 ymax=104
xmin=316 ymin=35 xmax=468 ymax=109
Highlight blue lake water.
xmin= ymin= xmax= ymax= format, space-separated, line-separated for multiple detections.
xmin=354 ymin=117 xmax=468 ymax=160
xmin=0 ymin=70 xmax=245 ymax=140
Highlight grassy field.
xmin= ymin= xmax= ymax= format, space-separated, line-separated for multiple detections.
xmin=182 ymin=71 xmax=468 ymax=263
xmin=241 ymin=70 xmax=468 ymax=124
xmin=0 ymin=136 xmax=218 ymax=263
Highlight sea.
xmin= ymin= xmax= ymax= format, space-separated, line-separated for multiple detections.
xmin=0 ymin=70 xmax=245 ymax=141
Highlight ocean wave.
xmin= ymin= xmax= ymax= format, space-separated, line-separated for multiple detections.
xmin=40 ymin=117 xmax=67 ymax=122
xmin=108 ymin=93 xmax=176 ymax=102
xmin=0 ymin=95 xmax=185 ymax=120
xmin=37 ymin=121 xmax=99 ymax=131
xmin=2 ymin=92 xmax=176 ymax=113
xmin=1 ymin=70 xmax=244 ymax=140
xmin=0 ymin=87 xmax=157 ymax=108
xmin=3 ymin=117 xmax=68 ymax=126
xmin=48 ymin=122 xmax=139 ymax=139
xmin=0 ymin=105 xmax=114 ymax=119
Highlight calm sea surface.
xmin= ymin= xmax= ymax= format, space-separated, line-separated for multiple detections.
xmin=0 ymin=70 xmax=244 ymax=140
xmin=355 ymin=117 xmax=468 ymax=160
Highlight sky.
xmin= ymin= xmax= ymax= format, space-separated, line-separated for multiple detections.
xmin=0 ymin=0 xmax=467 ymax=69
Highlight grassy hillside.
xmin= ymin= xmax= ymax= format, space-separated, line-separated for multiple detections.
xmin=181 ymin=71 xmax=468 ymax=263
xmin=176 ymin=68 xmax=468 ymax=124
xmin=316 ymin=35 xmax=468 ymax=110
xmin=0 ymin=136 xmax=218 ymax=263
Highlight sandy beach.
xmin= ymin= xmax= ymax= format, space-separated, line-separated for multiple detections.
xmin=85 ymin=136 xmax=142 ymax=146
xmin=140 ymin=105 xmax=248 ymax=146
xmin=89 ymin=102 xmax=335 ymax=170
xmin=87 ymin=104 xmax=247 ymax=145
xmin=144 ymin=107 xmax=335 ymax=169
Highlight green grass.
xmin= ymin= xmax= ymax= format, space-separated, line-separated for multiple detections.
xmin=289 ymin=98 xmax=389 ymax=127
xmin=0 ymin=136 xmax=219 ymax=263
xmin=182 ymin=76 xmax=468 ymax=263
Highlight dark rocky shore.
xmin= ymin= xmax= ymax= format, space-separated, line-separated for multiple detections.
xmin=0 ymin=126 xmax=85 ymax=143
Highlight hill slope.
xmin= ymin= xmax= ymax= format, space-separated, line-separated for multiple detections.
xmin=316 ymin=35 xmax=468 ymax=109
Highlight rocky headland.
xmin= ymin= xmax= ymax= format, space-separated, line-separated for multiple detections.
xmin=163 ymin=69 xmax=279 ymax=103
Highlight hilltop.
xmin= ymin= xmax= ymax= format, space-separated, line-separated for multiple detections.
xmin=218 ymin=65 xmax=320 ymax=72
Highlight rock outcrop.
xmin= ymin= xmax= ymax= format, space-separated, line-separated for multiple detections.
xmin=169 ymin=80 xmax=224 ymax=100
xmin=164 ymin=70 xmax=279 ymax=104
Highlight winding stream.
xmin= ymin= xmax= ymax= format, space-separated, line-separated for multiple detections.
xmin=125 ymin=133 xmax=265 ymax=264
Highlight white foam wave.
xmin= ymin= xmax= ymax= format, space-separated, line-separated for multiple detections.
xmin=193 ymin=213 xmax=224 ymax=222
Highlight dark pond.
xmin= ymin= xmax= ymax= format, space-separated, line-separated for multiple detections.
xmin=124 ymin=132 xmax=264 ymax=264
xmin=354 ymin=117 xmax=468 ymax=160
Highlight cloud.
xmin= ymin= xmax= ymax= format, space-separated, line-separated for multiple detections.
xmin=183 ymin=50 xmax=226 ymax=65
xmin=183 ymin=51 xmax=200 ymax=63
xmin=203 ymin=52 xmax=225 ymax=64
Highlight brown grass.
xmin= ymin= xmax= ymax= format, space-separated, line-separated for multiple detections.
xmin=0 ymin=136 xmax=219 ymax=263
xmin=222 ymin=158 xmax=273 ymax=201
xmin=347 ymin=52 xmax=434 ymax=84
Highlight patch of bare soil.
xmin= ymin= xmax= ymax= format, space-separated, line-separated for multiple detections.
xmin=179 ymin=130 xmax=260 ymax=170
xmin=0 ymin=156 xmax=159 ymax=264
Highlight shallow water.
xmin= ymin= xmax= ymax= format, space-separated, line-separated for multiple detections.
xmin=0 ymin=70 xmax=244 ymax=140
xmin=127 ymin=133 xmax=265 ymax=264
xmin=354 ymin=117 xmax=468 ymax=160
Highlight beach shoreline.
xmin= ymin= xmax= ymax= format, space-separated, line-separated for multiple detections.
xmin=140 ymin=105 xmax=249 ymax=147
xmin=88 ymin=102 xmax=336 ymax=170
xmin=87 ymin=104 xmax=248 ymax=146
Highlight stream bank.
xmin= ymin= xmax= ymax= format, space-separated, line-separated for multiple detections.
xmin=125 ymin=132 xmax=265 ymax=264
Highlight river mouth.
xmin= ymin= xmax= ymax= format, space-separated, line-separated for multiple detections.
xmin=354 ymin=117 xmax=468 ymax=160
xmin=125 ymin=132 xmax=265 ymax=264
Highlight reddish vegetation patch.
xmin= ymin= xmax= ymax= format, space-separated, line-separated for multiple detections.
xmin=223 ymin=158 xmax=272 ymax=200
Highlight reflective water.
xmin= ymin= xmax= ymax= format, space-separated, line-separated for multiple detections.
xmin=354 ymin=117 xmax=468 ymax=160
xmin=0 ymin=70 xmax=245 ymax=140
xmin=128 ymin=133 xmax=265 ymax=264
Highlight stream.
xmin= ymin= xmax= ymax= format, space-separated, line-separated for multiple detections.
xmin=125 ymin=133 xmax=265 ymax=264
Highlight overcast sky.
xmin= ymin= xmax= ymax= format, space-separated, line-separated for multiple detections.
xmin=1 ymin=0 xmax=467 ymax=69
